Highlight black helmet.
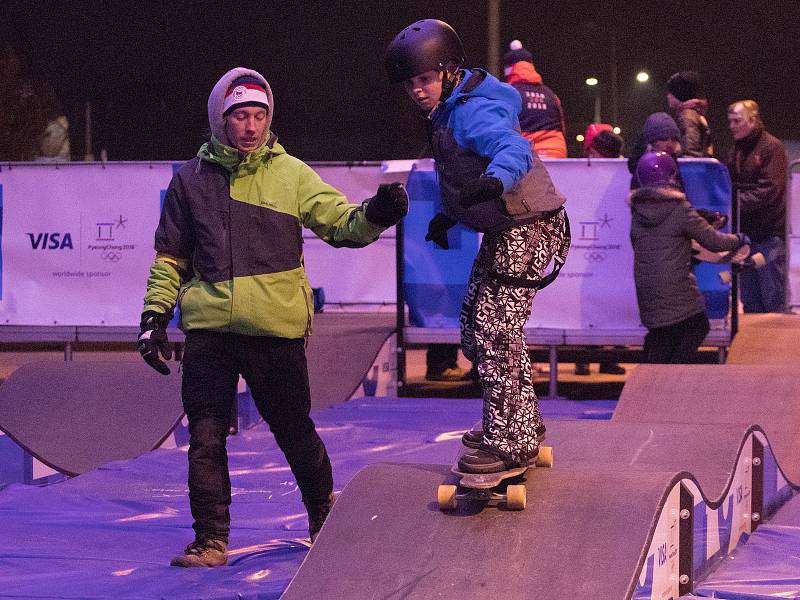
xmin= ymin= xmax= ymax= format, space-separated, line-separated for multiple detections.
xmin=385 ymin=19 xmax=466 ymax=83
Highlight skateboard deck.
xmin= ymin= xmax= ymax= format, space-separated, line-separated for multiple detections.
xmin=438 ymin=423 xmax=553 ymax=511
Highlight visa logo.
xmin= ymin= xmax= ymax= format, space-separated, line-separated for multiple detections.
xmin=27 ymin=233 xmax=74 ymax=250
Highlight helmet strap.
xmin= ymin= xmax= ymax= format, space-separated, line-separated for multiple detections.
xmin=439 ymin=65 xmax=463 ymax=103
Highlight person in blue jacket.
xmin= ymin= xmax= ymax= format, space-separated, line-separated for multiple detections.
xmin=385 ymin=20 xmax=570 ymax=473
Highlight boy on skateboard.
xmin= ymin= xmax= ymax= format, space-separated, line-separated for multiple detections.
xmin=385 ymin=20 xmax=569 ymax=474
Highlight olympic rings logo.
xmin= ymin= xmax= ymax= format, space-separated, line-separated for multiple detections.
xmin=101 ymin=251 xmax=121 ymax=262
xmin=584 ymin=251 xmax=606 ymax=263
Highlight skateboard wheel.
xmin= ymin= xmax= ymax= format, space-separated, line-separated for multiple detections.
xmin=438 ymin=484 xmax=458 ymax=510
xmin=506 ymin=484 xmax=526 ymax=510
xmin=535 ymin=446 xmax=554 ymax=468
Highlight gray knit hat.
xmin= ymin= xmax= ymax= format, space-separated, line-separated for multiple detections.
xmin=641 ymin=112 xmax=680 ymax=144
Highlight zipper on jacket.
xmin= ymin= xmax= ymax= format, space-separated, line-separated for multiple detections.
xmin=302 ymin=286 xmax=313 ymax=347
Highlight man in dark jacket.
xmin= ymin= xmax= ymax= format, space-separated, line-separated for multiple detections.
xmin=727 ymin=99 xmax=788 ymax=313
xmin=666 ymin=71 xmax=713 ymax=158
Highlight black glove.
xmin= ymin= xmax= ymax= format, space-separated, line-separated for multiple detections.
xmin=696 ymin=208 xmax=728 ymax=230
xmin=459 ymin=175 xmax=504 ymax=208
xmin=735 ymin=233 xmax=752 ymax=248
xmin=425 ymin=213 xmax=456 ymax=249
xmin=365 ymin=183 xmax=409 ymax=227
xmin=138 ymin=310 xmax=173 ymax=375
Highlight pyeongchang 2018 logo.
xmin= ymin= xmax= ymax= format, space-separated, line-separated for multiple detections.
xmin=86 ymin=214 xmax=135 ymax=262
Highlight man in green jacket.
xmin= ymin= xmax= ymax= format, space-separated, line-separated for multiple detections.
xmin=138 ymin=67 xmax=407 ymax=567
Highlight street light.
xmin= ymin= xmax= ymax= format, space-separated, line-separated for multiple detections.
xmin=636 ymin=71 xmax=650 ymax=83
xmin=585 ymin=77 xmax=601 ymax=123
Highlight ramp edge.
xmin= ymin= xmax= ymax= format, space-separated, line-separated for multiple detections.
xmin=627 ymin=425 xmax=799 ymax=599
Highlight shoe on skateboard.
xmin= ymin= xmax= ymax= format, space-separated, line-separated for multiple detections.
xmin=438 ymin=443 xmax=553 ymax=511
xmin=461 ymin=422 xmax=546 ymax=450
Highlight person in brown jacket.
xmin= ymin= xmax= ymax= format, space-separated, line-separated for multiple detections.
xmin=727 ymin=99 xmax=788 ymax=313
xmin=666 ymin=71 xmax=713 ymax=158
xmin=630 ymin=151 xmax=749 ymax=363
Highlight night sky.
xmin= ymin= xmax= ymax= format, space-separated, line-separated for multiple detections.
xmin=4 ymin=1 xmax=798 ymax=162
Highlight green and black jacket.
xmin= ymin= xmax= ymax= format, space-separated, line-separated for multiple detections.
xmin=143 ymin=135 xmax=385 ymax=338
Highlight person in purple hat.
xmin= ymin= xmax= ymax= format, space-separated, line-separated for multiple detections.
xmin=629 ymin=152 xmax=748 ymax=363
xmin=627 ymin=112 xmax=683 ymax=189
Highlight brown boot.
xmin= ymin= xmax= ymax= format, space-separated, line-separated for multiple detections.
xmin=170 ymin=538 xmax=228 ymax=568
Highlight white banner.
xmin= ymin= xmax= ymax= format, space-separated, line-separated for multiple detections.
xmin=0 ymin=159 xmax=741 ymax=328
xmin=303 ymin=163 xmax=398 ymax=304
xmin=789 ymin=160 xmax=800 ymax=309
xmin=534 ymin=159 xmax=639 ymax=329
xmin=0 ymin=163 xmax=171 ymax=325
xmin=0 ymin=162 xmax=398 ymax=325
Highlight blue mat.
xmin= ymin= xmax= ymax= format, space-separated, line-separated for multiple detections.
xmin=0 ymin=397 xmax=610 ymax=599
xmin=693 ymin=495 xmax=800 ymax=599
xmin=3 ymin=396 xmax=796 ymax=599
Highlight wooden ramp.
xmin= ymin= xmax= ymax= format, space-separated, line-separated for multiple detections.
xmin=284 ymin=333 xmax=800 ymax=598
xmin=726 ymin=312 xmax=800 ymax=365
xmin=306 ymin=312 xmax=395 ymax=408
xmin=0 ymin=361 xmax=183 ymax=475
xmin=282 ymin=420 xmax=798 ymax=600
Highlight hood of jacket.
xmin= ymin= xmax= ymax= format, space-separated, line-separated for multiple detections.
xmin=504 ymin=61 xmax=543 ymax=85
xmin=441 ymin=68 xmax=522 ymax=116
xmin=207 ymin=67 xmax=275 ymax=148
xmin=630 ymin=185 xmax=685 ymax=227
xmin=678 ymin=98 xmax=708 ymax=116
xmin=197 ymin=132 xmax=285 ymax=172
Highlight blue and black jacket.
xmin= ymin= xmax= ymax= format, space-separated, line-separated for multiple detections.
xmin=427 ymin=68 xmax=566 ymax=234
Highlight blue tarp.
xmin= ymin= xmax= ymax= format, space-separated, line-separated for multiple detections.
xmin=693 ymin=521 xmax=800 ymax=598
xmin=0 ymin=397 xmax=613 ymax=599
xmin=403 ymin=159 xmax=735 ymax=327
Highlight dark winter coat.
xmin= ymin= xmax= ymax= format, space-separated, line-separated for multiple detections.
xmin=727 ymin=127 xmax=788 ymax=242
xmin=505 ymin=61 xmax=567 ymax=158
xmin=630 ymin=186 xmax=741 ymax=328
xmin=674 ymin=99 xmax=712 ymax=157
xmin=428 ymin=68 xmax=566 ymax=234
xmin=627 ymin=112 xmax=682 ymax=189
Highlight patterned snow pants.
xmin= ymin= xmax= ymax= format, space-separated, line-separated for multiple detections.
xmin=460 ymin=207 xmax=569 ymax=465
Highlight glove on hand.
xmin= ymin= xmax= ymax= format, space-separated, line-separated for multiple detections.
xmin=697 ymin=208 xmax=728 ymax=230
xmin=735 ymin=233 xmax=752 ymax=248
xmin=365 ymin=183 xmax=409 ymax=227
xmin=138 ymin=310 xmax=173 ymax=375
xmin=459 ymin=175 xmax=504 ymax=208
xmin=425 ymin=213 xmax=457 ymax=249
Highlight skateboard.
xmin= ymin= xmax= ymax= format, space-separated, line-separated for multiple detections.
xmin=438 ymin=427 xmax=553 ymax=511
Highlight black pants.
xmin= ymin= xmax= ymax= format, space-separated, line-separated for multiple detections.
xmin=643 ymin=312 xmax=710 ymax=364
xmin=181 ymin=330 xmax=333 ymax=543
xmin=426 ymin=344 xmax=459 ymax=373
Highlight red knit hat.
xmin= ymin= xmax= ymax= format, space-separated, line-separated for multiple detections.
xmin=583 ymin=123 xmax=613 ymax=154
xmin=223 ymin=75 xmax=269 ymax=116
